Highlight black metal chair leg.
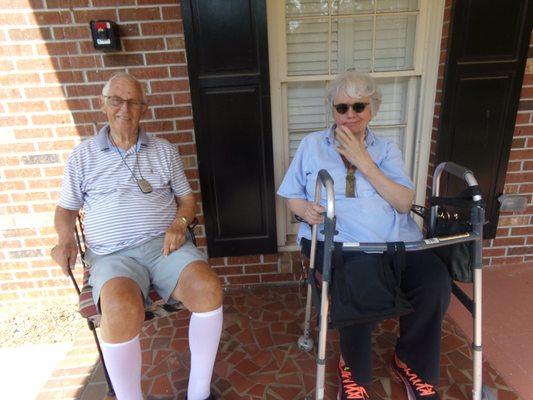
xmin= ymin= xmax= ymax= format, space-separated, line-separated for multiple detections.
xmin=88 ymin=320 xmax=115 ymax=397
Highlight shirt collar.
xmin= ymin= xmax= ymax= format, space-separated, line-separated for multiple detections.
xmin=96 ymin=124 xmax=148 ymax=152
xmin=325 ymin=125 xmax=375 ymax=147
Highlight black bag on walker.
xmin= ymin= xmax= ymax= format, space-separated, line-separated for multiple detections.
xmin=429 ymin=186 xmax=481 ymax=284
xmin=302 ymin=239 xmax=413 ymax=328
xmin=431 ymin=213 xmax=474 ymax=283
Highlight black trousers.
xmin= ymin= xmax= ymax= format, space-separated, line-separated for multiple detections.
xmin=338 ymin=249 xmax=452 ymax=386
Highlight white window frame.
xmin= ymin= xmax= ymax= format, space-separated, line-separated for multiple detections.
xmin=267 ymin=0 xmax=445 ymax=250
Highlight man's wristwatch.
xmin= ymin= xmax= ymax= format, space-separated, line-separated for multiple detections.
xmin=175 ymin=216 xmax=189 ymax=227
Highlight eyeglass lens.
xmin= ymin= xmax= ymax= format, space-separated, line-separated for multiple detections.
xmin=106 ymin=96 xmax=144 ymax=109
xmin=334 ymin=102 xmax=368 ymax=114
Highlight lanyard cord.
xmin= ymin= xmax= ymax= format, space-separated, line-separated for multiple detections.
xmin=108 ymin=134 xmax=147 ymax=183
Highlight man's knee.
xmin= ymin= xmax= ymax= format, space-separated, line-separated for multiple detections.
xmin=176 ymin=261 xmax=223 ymax=312
xmin=100 ymin=278 xmax=145 ymax=341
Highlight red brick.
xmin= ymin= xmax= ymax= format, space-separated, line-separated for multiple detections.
xmin=511 ymin=137 xmax=526 ymax=148
xmin=146 ymin=51 xmax=185 ymax=65
xmin=53 ymin=26 xmax=90 ymax=40
xmin=0 ymin=115 xmax=28 ymax=127
xmin=227 ymin=275 xmax=261 ymax=284
xmin=103 ymin=54 xmax=144 ymax=67
xmin=213 ymin=266 xmax=243 ymax=275
xmin=143 ymin=120 xmax=174 ymax=132
xmin=118 ymin=23 xmax=141 ymax=37
xmin=29 ymin=10 xmax=72 ymax=25
xmin=162 ymin=6 xmax=182 ymax=20
xmin=168 ymin=65 xmax=188 ymax=78
xmin=0 ymin=13 xmax=27 ymax=25
xmin=66 ymin=84 xmax=104 ymax=97
xmin=0 ymin=73 xmax=41 ymax=87
xmin=523 ymin=161 xmax=533 ymax=170
xmin=119 ymin=7 xmax=161 ymax=21
xmin=515 ymin=113 xmax=531 ymax=125
xmin=509 ymin=149 xmax=533 ymax=160
xmin=9 ymin=27 xmax=52 ymax=40
xmin=24 ymin=86 xmax=66 ymax=98
xmin=141 ymin=21 xmax=182 ymax=36
xmin=0 ymin=157 xmax=21 ymax=167
xmin=505 ymin=171 xmax=533 ymax=183
xmin=8 ymin=101 xmax=47 ymax=113
xmin=93 ymin=0 xmax=134 ymax=5
xmin=46 ymin=0 xmax=88 ymax=7
xmin=492 ymin=237 xmax=525 ymax=247
xmin=37 ymin=139 xmax=75 ymax=151
xmin=0 ymin=181 xmax=27 ymax=190
xmin=518 ymin=184 xmax=533 ymax=194
xmin=482 ymin=248 xmax=505 ymax=257
xmin=227 ymin=255 xmax=261 ymax=265
xmin=55 ymin=125 xmax=95 ymax=137
xmin=73 ymin=8 xmax=117 ymax=23
xmin=151 ymin=79 xmax=189 ymax=93
xmin=164 ymin=132 xmax=193 ymax=143
xmin=59 ymin=55 xmax=102 ymax=70
xmin=50 ymin=98 xmax=91 ymax=111
xmin=491 ymin=256 xmax=525 ymax=265
xmin=154 ymin=106 xmax=191 ymax=119
xmin=16 ymin=57 xmax=60 ymax=71
xmin=261 ymin=273 xmax=295 ymax=283
xmin=43 ymin=70 xmax=85 ymax=84
xmin=507 ymin=246 xmax=533 ymax=256
xmin=0 ymin=44 xmax=33 ymax=57
xmin=122 ymin=38 xmax=165 ymax=52
xmin=31 ymin=113 xmax=72 ymax=125
xmin=176 ymin=119 xmax=194 ymax=130
xmin=245 ymin=264 xmax=278 ymax=274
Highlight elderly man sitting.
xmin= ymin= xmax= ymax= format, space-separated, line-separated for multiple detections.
xmin=51 ymin=72 xmax=222 ymax=400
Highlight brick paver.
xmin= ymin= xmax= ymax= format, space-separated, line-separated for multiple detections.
xmin=39 ymin=286 xmax=519 ymax=399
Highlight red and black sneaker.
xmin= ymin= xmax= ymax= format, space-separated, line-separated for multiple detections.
xmin=337 ymin=359 xmax=370 ymax=400
xmin=390 ymin=353 xmax=440 ymax=399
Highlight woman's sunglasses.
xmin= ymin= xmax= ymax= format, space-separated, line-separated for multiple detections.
xmin=333 ymin=102 xmax=369 ymax=114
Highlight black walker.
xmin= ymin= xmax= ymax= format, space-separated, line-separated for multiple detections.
xmin=298 ymin=162 xmax=495 ymax=400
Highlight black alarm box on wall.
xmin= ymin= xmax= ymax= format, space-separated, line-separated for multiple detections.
xmin=90 ymin=20 xmax=120 ymax=51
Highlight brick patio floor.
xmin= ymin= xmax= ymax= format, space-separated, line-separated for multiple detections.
xmin=38 ymin=286 xmax=520 ymax=400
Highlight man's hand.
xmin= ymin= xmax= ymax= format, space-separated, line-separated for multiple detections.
xmin=163 ymin=219 xmax=187 ymax=256
xmin=51 ymin=240 xmax=78 ymax=276
xmin=303 ymin=201 xmax=326 ymax=225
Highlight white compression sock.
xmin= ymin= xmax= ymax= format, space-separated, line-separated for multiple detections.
xmin=100 ymin=335 xmax=143 ymax=400
xmin=187 ymin=306 xmax=223 ymax=400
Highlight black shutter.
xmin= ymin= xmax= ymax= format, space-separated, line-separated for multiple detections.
xmin=437 ymin=0 xmax=532 ymax=238
xmin=182 ymin=0 xmax=277 ymax=256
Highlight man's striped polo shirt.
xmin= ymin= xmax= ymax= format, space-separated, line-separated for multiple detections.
xmin=59 ymin=124 xmax=192 ymax=255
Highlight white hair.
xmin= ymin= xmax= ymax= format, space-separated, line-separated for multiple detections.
xmin=325 ymin=70 xmax=382 ymax=117
xmin=101 ymin=72 xmax=147 ymax=103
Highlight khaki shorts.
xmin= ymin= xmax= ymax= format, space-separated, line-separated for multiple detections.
xmin=85 ymin=235 xmax=207 ymax=310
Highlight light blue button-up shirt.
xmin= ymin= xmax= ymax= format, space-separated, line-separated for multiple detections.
xmin=277 ymin=126 xmax=422 ymax=244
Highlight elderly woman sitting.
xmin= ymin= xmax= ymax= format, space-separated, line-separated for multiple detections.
xmin=277 ymin=70 xmax=450 ymax=400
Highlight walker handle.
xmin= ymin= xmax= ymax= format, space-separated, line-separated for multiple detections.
xmin=440 ymin=161 xmax=473 ymax=181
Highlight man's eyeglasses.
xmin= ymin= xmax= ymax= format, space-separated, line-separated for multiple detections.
xmin=104 ymin=96 xmax=145 ymax=109
xmin=333 ymin=102 xmax=369 ymax=114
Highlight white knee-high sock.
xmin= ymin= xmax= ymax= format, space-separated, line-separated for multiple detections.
xmin=187 ymin=306 xmax=223 ymax=400
xmin=100 ymin=335 xmax=143 ymax=400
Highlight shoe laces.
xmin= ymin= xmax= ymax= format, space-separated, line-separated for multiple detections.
xmin=339 ymin=364 xmax=369 ymax=399
xmin=395 ymin=355 xmax=436 ymax=396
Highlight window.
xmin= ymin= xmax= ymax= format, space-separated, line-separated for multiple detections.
xmin=268 ymin=0 xmax=444 ymax=247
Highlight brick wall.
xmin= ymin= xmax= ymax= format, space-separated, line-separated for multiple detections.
xmin=1 ymin=0 xmax=530 ymax=309
xmin=429 ymin=0 xmax=533 ymax=266
xmin=0 ymin=0 xmax=299 ymax=309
